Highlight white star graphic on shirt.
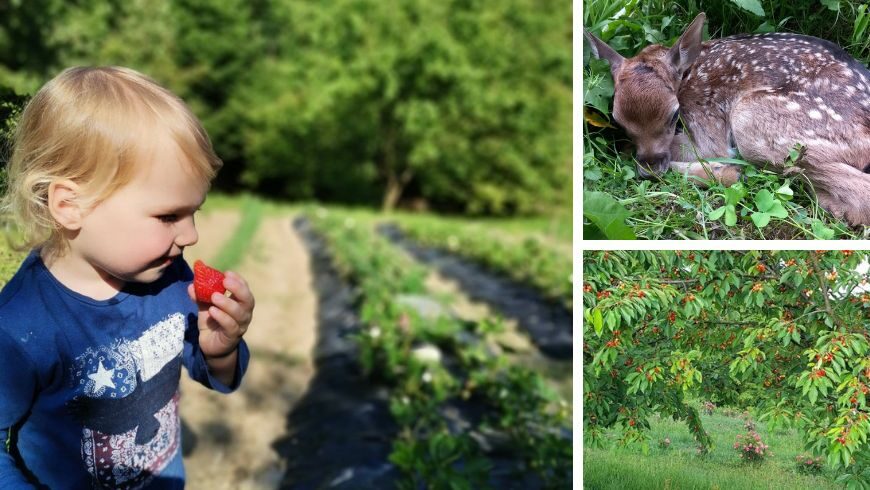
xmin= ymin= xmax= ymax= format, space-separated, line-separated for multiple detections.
xmin=88 ymin=361 xmax=115 ymax=390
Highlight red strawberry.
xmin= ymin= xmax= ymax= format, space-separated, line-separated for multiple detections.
xmin=193 ymin=260 xmax=226 ymax=303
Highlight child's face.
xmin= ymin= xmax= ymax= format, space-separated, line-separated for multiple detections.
xmin=74 ymin=137 xmax=208 ymax=288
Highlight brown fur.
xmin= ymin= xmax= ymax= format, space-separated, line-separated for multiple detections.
xmin=586 ymin=13 xmax=870 ymax=225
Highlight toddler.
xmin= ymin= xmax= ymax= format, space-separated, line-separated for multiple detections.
xmin=0 ymin=66 xmax=254 ymax=489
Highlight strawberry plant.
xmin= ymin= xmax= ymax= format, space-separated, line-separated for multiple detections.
xmin=307 ymin=208 xmax=571 ymax=487
xmin=393 ymin=215 xmax=572 ymax=309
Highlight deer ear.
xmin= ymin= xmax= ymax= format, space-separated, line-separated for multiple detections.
xmin=668 ymin=12 xmax=706 ymax=75
xmin=584 ymin=29 xmax=624 ymax=77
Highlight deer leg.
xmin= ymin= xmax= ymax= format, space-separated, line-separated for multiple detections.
xmin=668 ymin=132 xmax=742 ymax=187
xmin=668 ymin=160 xmax=742 ymax=187
xmin=795 ymin=160 xmax=870 ymax=226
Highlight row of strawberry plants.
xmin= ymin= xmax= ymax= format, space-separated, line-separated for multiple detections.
xmin=304 ymin=208 xmax=571 ymax=488
xmin=390 ymin=216 xmax=572 ymax=309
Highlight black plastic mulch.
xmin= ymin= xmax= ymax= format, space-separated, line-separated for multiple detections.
xmin=379 ymin=224 xmax=573 ymax=360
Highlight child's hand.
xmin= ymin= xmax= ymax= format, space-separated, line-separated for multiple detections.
xmin=187 ymin=270 xmax=254 ymax=359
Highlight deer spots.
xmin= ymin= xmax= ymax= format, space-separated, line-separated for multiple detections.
xmin=786 ymin=101 xmax=801 ymax=111
xmin=808 ymin=109 xmax=823 ymax=119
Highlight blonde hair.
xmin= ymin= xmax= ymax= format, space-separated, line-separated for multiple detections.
xmin=2 ymin=66 xmax=222 ymax=254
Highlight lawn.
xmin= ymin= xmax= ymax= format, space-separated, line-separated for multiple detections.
xmin=584 ymin=407 xmax=840 ymax=490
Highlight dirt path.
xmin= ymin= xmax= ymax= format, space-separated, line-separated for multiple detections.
xmin=181 ymin=212 xmax=317 ymax=490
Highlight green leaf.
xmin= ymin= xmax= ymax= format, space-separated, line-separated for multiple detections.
xmin=724 ymin=185 xmax=746 ymax=205
xmin=725 ymin=205 xmax=737 ymax=226
xmin=767 ymin=201 xmax=788 ymax=219
xmin=708 ymin=206 xmax=726 ymax=220
xmin=729 ymin=0 xmax=766 ymax=16
xmin=775 ymin=183 xmax=794 ymax=200
xmin=585 ymin=167 xmax=603 ymax=181
xmin=751 ymin=211 xmax=771 ymax=228
xmin=593 ymin=308 xmax=603 ymax=336
xmin=754 ymin=189 xmax=775 ymax=212
xmin=583 ymin=191 xmax=636 ymax=239
xmin=812 ymin=220 xmax=836 ymax=239
xmin=821 ymin=0 xmax=840 ymax=12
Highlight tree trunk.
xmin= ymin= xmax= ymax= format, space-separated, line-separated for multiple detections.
xmin=381 ymin=167 xmax=413 ymax=212
xmin=382 ymin=176 xmax=402 ymax=212
xmin=378 ymin=115 xmax=413 ymax=212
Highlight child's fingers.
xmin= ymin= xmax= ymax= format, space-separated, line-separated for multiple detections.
xmin=222 ymin=272 xmax=255 ymax=308
xmin=207 ymin=304 xmax=241 ymax=337
xmin=210 ymin=292 xmax=249 ymax=326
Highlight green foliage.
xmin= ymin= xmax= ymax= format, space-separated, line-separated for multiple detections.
xmin=584 ymin=250 xmax=870 ymax=484
xmin=393 ymin=213 xmax=572 ymax=309
xmin=0 ymin=87 xmax=27 ymax=173
xmin=390 ymin=431 xmax=492 ymax=490
xmin=583 ymin=190 xmax=636 ymax=239
xmin=0 ymin=0 xmax=569 ymax=216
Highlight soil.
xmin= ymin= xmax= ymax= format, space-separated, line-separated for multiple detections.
xmin=180 ymin=212 xmax=317 ymax=490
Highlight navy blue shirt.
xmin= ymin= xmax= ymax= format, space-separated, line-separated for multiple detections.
xmin=0 ymin=251 xmax=249 ymax=489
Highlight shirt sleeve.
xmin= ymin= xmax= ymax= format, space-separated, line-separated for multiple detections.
xmin=182 ymin=320 xmax=250 ymax=394
xmin=0 ymin=330 xmax=38 ymax=487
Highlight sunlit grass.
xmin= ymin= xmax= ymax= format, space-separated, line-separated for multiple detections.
xmin=584 ymin=408 xmax=840 ymax=489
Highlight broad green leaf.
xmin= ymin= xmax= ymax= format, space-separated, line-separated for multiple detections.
xmin=767 ymin=201 xmax=788 ymax=219
xmin=775 ymin=183 xmax=794 ymax=200
xmin=812 ymin=220 xmax=836 ymax=239
xmin=593 ymin=308 xmax=603 ymax=336
xmin=584 ymin=167 xmax=603 ymax=181
xmin=821 ymin=0 xmax=840 ymax=12
xmin=725 ymin=205 xmax=737 ymax=226
xmin=755 ymin=189 xmax=775 ymax=212
xmin=708 ymin=206 xmax=726 ymax=220
xmin=724 ymin=185 xmax=746 ymax=205
xmin=729 ymin=0 xmax=765 ymax=16
xmin=583 ymin=191 xmax=636 ymax=239
xmin=751 ymin=211 xmax=771 ymax=228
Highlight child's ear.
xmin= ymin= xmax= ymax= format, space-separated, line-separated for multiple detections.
xmin=47 ymin=180 xmax=83 ymax=231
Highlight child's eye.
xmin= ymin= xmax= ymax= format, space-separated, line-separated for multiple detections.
xmin=157 ymin=214 xmax=179 ymax=223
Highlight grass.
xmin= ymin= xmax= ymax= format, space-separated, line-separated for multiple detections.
xmin=584 ymin=408 xmax=841 ymax=490
xmin=583 ymin=132 xmax=867 ymax=240
xmin=209 ymin=195 xmax=265 ymax=271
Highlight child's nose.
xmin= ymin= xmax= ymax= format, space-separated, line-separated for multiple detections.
xmin=176 ymin=216 xmax=199 ymax=247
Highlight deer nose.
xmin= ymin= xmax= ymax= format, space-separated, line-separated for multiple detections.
xmin=636 ymin=153 xmax=670 ymax=179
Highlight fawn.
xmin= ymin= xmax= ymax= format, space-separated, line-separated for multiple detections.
xmin=585 ymin=13 xmax=870 ymax=226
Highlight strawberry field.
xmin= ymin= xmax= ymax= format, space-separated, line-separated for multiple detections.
xmin=287 ymin=207 xmax=573 ymax=488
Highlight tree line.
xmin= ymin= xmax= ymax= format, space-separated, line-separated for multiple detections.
xmin=0 ymin=0 xmax=571 ymax=215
